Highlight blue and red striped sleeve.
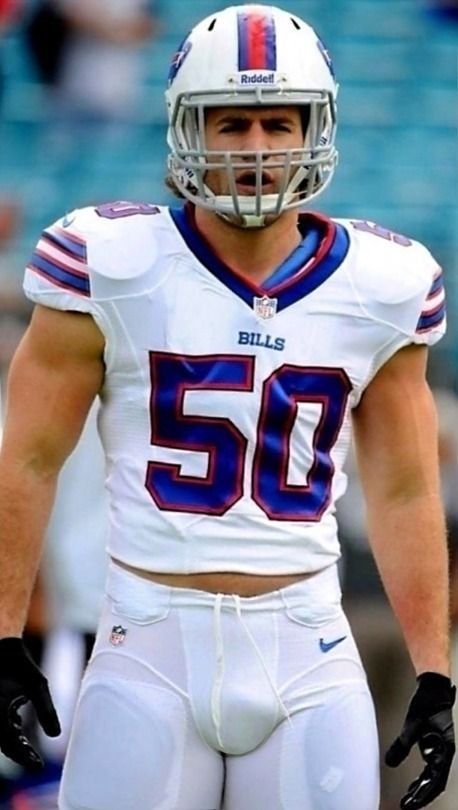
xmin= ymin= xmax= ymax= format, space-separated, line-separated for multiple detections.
xmin=26 ymin=223 xmax=90 ymax=298
xmin=415 ymin=267 xmax=446 ymax=335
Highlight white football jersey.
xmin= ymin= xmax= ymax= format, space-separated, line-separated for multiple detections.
xmin=23 ymin=202 xmax=446 ymax=574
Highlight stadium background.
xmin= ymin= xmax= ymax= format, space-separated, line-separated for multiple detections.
xmin=0 ymin=1 xmax=457 ymax=809
xmin=1 ymin=0 xmax=457 ymax=395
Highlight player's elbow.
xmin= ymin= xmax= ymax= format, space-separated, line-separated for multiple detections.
xmin=0 ymin=436 xmax=68 ymax=484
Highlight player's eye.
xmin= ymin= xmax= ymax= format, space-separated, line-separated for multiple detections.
xmin=266 ymin=121 xmax=293 ymax=132
xmin=218 ymin=120 xmax=247 ymax=133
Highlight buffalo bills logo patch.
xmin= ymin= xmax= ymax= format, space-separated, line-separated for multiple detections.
xmin=168 ymin=38 xmax=192 ymax=85
xmin=317 ymin=37 xmax=335 ymax=77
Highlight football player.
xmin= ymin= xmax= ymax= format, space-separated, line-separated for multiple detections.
xmin=0 ymin=5 xmax=455 ymax=809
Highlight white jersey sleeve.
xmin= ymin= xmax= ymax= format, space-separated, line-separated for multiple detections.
xmin=24 ymin=208 xmax=97 ymax=313
xmin=337 ymin=219 xmax=446 ymax=388
xmin=22 ymin=201 xmax=164 ymax=334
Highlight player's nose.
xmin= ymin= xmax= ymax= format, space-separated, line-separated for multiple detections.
xmin=240 ymin=121 xmax=271 ymax=154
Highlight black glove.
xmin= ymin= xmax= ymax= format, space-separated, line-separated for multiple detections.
xmin=0 ymin=637 xmax=61 ymax=771
xmin=385 ymin=672 xmax=456 ymax=808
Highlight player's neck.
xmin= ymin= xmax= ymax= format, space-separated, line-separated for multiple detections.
xmin=193 ymin=207 xmax=303 ymax=285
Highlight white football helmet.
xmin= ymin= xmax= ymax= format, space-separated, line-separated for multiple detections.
xmin=165 ymin=4 xmax=338 ymax=228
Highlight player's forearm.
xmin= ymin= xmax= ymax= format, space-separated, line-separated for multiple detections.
xmin=367 ymin=492 xmax=450 ymax=676
xmin=0 ymin=457 xmax=57 ymax=637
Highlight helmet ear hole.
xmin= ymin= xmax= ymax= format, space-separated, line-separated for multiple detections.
xmin=208 ymin=18 xmax=217 ymax=31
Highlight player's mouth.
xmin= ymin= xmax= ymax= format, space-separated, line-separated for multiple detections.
xmin=235 ymin=170 xmax=276 ymax=194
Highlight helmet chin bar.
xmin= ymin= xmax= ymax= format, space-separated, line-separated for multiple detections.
xmin=212 ymin=194 xmax=285 ymax=229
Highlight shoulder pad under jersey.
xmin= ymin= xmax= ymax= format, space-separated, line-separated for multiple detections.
xmin=337 ymin=219 xmax=445 ymax=343
xmin=62 ymin=201 xmax=166 ymax=282
xmin=23 ymin=201 xmax=170 ymax=317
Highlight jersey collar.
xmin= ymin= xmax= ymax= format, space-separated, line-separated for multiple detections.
xmin=168 ymin=204 xmax=349 ymax=314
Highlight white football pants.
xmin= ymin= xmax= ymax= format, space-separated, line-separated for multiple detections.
xmin=59 ymin=562 xmax=380 ymax=809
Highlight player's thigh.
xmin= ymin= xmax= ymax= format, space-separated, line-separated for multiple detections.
xmin=224 ymin=683 xmax=380 ymax=810
xmin=58 ymin=670 xmax=224 ymax=810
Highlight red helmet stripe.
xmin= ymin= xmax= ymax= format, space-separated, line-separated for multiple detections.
xmin=238 ymin=10 xmax=277 ymax=71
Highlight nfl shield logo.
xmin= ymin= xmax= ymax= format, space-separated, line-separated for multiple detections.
xmin=253 ymin=295 xmax=278 ymax=320
xmin=110 ymin=625 xmax=127 ymax=646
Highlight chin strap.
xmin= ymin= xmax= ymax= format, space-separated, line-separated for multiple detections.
xmin=212 ymin=192 xmax=286 ymax=229
xmin=239 ymin=215 xmax=268 ymax=228
xmin=217 ymin=211 xmax=269 ymax=229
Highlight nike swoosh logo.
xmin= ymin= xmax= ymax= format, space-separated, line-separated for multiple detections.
xmin=319 ymin=635 xmax=347 ymax=653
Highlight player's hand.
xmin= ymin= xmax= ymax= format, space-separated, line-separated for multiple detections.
xmin=0 ymin=637 xmax=61 ymax=771
xmin=385 ymin=672 xmax=456 ymax=808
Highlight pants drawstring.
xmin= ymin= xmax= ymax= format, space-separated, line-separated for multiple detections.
xmin=211 ymin=592 xmax=225 ymax=748
xmin=233 ymin=595 xmax=292 ymax=725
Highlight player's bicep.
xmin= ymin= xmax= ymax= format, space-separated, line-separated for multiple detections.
xmin=1 ymin=305 xmax=105 ymax=476
xmin=351 ymin=344 xmax=441 ymax=506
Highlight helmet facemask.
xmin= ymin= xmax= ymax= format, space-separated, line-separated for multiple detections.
xmin=165 ymin=5 xmax=339 ymax=228
xmin=167 ymin=88 xmax=337 ymax=228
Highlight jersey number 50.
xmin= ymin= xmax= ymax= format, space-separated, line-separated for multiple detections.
xmin=145 ymin=353 xmax=351 ymax=522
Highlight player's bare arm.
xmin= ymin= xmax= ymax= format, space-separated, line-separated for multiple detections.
xmin=352 ymin=343 xmax=455 ymax=807
xmin=0 ymin=304 xmax=105 ymax=636
xmin=352 ymin=342 xmax=450 ymax=676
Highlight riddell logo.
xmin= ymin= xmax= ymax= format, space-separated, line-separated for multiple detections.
xmin=239 ymin=73 xmax=275 ymax=85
